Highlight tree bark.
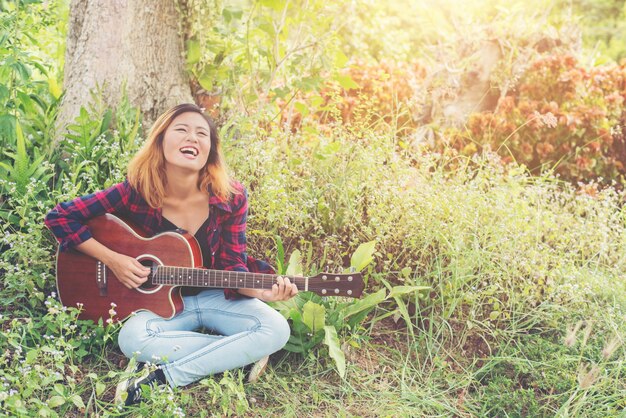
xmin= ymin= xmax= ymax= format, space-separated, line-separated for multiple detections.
xmin=57 ymin=0 xmax=193 ymax=140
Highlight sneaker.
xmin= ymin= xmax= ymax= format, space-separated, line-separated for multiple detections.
xmin=115 ymin=363 xmax=166 ymax=406
xmin=247 ymin=355 xmax=269 ymax=383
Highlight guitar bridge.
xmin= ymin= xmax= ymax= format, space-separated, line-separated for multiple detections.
xmin=96 ymin=261 xmax=108 ymax=296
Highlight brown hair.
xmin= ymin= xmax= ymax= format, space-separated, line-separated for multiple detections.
xmin=127 ymin=103 xmax=235 ymax=208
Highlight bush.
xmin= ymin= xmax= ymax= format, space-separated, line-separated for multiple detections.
xmin=439 ymin=55 xmax=626 ymax=184
xmin=227 ymin=126 xmax=626 ymax=331
xmin=280 ymin=60 xmax=426 ymax=134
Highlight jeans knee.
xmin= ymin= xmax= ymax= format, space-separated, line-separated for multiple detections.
xmin=262 ymin=311 xmax=291 ymax=351
xmin=118 ymin=314 xmax=151 ymax=358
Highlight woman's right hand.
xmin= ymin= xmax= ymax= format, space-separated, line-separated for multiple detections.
xmin=76 ymin=238 xmax=150 ymax=289
xmin=106 ymin=253 xmax=151 ymax=289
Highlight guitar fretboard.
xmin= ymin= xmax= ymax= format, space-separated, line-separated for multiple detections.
xmin=152 ymin=266 xmax=307 ymax=291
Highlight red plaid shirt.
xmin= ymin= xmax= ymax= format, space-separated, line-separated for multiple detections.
xmin=44 ymin=179 xmax=273 ymax=299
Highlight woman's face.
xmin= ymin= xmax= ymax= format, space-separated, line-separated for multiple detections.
xmin=162 ymin=112 xmax=212 ymax=174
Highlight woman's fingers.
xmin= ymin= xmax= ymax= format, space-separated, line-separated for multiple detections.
xmin=271 ymin=277 xmax=298 ymax=301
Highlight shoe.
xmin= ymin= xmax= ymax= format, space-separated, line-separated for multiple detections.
xmin=247 ymin=355 xmax=269 ymax=383
xmin=115 ymin=363 xmax=166 ymax=406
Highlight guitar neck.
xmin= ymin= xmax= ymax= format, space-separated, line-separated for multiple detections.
xmin=152 ymin=266 xmax=307 ymax=291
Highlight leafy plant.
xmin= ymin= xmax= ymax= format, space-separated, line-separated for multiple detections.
xmin=0 ymin=120 xmax=52 ymax=194
xmin=55 ymin=94 xmax=142 ymax=193
xmin=0 ymin=0 xmax=66 ymax=152
xmin=440 ymin=54 xmax=626 ymax=184
xmin=182 ymin=0 xmax=349 ymax=123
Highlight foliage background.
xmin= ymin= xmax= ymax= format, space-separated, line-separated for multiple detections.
xmin=2 ymin=0 xmax=626 ymax=416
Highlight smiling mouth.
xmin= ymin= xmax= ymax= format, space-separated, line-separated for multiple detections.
xmin=179 ymin=146 xmax=199 ymax=157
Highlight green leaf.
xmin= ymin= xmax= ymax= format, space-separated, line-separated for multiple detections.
xmin=334 ymin=74 xmax=360 ymax=90
xmin=343 ymin=288 xmax=386 ymax=319
xmin=25 ymin=349 xmax=38 ymax=363
xmin=48 ymin=77 xmax=62 ymax=99
xmin=286 ymin=249 xmax=303 ymax=276
xmin=324 ymin=325 xmax=346 ymax=378
xmin=187 ymin=39 xmax=201 ymax=65
xmin=302 ymin=301 xmax=325 ymax=333
xmin=259 ymin=0 xmax=287 ymax=12
xmin=333 ymin=50 xmax=349 ymax=68
xmin=47 ymin=396 xmax=65 ymax=408
xmin=198 ymin=73 xmax=214 ymax=91
xmin=70 ymin=394 xmax=85 ymax=409
xmin=275 ymin=235 xmax=285 ymax=274
xmin=14 ymin=120 xmax=29 ymax=185
xmin=99 ymin=109 xmax=112 ymax=136
xmin=387 ymin=286 xmax=430 ymax=299
xmin=95 ymin=382 xmax=105 ymax=397
xmin=294 ymin=102 xmax=309 ymax=117
xmin=350 ymin=240 xmax=376 ymax=272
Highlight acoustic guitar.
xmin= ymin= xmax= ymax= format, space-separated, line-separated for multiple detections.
xmin=55 ymin=214 xmax=364 ymax=322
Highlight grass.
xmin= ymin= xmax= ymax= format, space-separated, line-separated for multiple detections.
xmin=3 ymin=122 xmax=626 ymax=417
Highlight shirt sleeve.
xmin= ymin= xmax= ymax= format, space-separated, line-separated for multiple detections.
xmin=218 ymin=184 xmax=249 ymax=273
xmin=44 ymin=181 xmax=132 ymax=252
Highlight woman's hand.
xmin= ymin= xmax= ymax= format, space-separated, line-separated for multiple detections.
xmin=236 ymin=276 xmax=298 ymax=302
xmin=259 ymin=276 xmax=298 ymax=302
xmin=105 ymin=253 xmax=151 ymax=289
xmin=76 ymin=238 xmax=150 ymax=289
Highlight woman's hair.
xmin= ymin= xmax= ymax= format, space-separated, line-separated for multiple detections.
xmin=127 ymin=103 xmax=235 ymax=208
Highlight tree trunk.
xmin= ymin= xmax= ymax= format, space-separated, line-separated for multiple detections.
xmin=57 ymin=0 xmax=193 ymax=139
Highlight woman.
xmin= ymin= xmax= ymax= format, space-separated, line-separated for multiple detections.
xmin=45 ymin=103 xmax=297 ymax=405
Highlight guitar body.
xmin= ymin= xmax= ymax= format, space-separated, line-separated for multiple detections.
xmin=56 ymin=214 xmax=202 ymax=322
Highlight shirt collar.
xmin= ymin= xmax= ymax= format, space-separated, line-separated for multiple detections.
xmin=209 ymin=192 xmax=232 ymax=213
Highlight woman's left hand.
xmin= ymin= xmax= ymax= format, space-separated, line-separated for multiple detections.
xmin=260 ymin=276 xmax=298 ymax=302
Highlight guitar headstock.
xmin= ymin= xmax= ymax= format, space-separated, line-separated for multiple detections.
xmin=308 ymin=272 xmax=364 ymax=298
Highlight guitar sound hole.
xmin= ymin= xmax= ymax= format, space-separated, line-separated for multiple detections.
xmin=139 ymin=259 xmax=159 ymax=291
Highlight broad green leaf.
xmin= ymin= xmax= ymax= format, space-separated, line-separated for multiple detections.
xmin=343 ymin=288 xmax=386 ymax=319
xmin=350 ymin=240 xmax=376 ymax=272
xmin=286 ymin=249 xmax=303 ymax=276
xmin=48 ymin=77 xmax=61 ymax=99
xmin=387 ymin=286 xmax=430 ymax=299
xmin=294 ymin=102 xmax=309 ymax=117
xmin=99 ymin=109 xmax=112 ymax=136
xmin=187 ymin=39 xmax=201 ymax=64
xmin=260 ymin=0 xmax=286 ymax=12
xmin=198 ymin=73 xmax=213 ymax=91
xmin=128 ymin=108 xmax=141 ymax=145
xmin=333 ymin=50 xmax=349 ymax=68
xmin=334 ymin=74 xmax=360 ymax=90
xmin=324 ymin=325 xmax=346 ymax=378
xmin=47 ymin=396 xmax=65 ymax=408
xmin=14 ymin=120 xmax=29 ymax=191
xmin=70 ymin=394 xmax=85 ymax=409
xmin=302 ymin=301 xmax=325 ymax=333
xmin=400 ymin=267 xmax=412 ymax=278
xmin=310 ymin=95 xmax=324 ymax=109
xmin=275 ymin=235 xmax=285 ymax=274
xmin=25 ymin=349 xmax=38 ymax=363
xmin=95 ymin=382 xmax=105 ymax=397
xmin=17 ymin=90 xmax=36 ymax=114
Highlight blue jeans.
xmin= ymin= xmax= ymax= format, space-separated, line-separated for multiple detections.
xmin=117 ymin=289 xmax=290 ymax=387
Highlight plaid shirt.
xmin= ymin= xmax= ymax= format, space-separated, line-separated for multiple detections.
xmin=44 ymin=179 xmax=273 ymax=299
